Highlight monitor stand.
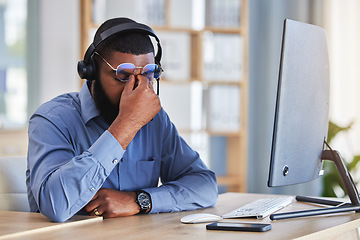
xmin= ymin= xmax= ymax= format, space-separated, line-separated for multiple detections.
xmin=270 ymin=148 xmax=360 ymax=220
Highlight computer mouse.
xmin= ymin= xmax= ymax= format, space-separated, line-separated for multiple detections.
xmin=180 ymin=213 xmax=223 ymax=224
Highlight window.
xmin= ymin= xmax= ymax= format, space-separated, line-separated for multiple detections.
xmin=0 ymin=0 xmax=27 ymax=129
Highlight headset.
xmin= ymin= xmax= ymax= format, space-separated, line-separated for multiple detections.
xmin=77 ymin=22 xmax=162 ymax=80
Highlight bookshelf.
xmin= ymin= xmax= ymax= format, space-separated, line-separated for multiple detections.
xmin=79 ymin=0 xmax=248 ymax=192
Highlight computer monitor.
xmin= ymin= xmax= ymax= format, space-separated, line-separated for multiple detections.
xmin=267 ymin=19 xmax=360 ymax=220
xmin=268 ymin=19 xmax=329 ymax=187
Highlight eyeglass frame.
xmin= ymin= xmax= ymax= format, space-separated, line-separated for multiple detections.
xmin=94 ymin=51 xmax=162 ymax=95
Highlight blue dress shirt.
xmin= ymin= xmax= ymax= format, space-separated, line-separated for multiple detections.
xmin=26 ymin=81 xmax=218 ymax=222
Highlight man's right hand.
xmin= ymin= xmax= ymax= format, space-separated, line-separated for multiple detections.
xmin=108 ymin=75 xmax=161 ymax=149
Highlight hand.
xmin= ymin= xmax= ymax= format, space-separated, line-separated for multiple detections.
xmin=119 ymin=75 xmax=161 ymax=126
xmin=108 ymin=75 xmax=161 ymax=149
xmin=84 ymin=188 xmax=140 ymax=218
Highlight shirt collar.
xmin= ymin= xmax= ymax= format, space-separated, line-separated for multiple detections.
xmin=79 ymin=80 xmax=100 ymax=124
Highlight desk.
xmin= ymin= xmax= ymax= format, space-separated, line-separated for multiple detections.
xmin=1 ymin=192 xmax=360 ymax=240
xmin=0 ymin=211 xmax=101 ymax=239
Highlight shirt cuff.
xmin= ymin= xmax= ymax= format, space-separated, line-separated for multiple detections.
xmin=143 ymin=186 xmax=175 ymax=214
xmin=87 ymin=130 xmax=125 ymax=174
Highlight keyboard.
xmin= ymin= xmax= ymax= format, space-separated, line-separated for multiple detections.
xmin=222 ymin=196 xmax=294 ymax=219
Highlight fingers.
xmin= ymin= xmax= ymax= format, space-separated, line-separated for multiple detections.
xmin=84 ymin=196 xmax=100 ymax=214
xmin=88 ymin=205 xmax=105 ymax=217
xmin=123 ymin=75 xmax=154 ymax=94
xmin=123 ymin=75 xmax=136 ymax=94
xmin=134 ymin=75 xmax=155 ymax=93
xmin=85 ymin=196 xmax=107 ymax=217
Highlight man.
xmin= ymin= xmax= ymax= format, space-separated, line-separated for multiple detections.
xmin=26 ymin=17 xmax=218 ymax=222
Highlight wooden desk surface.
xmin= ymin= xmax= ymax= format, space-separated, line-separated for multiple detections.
xmin=1 ymin=192 xmax=360 ymax=240
xmin=0 ymin=211 xmax=101 ymax=240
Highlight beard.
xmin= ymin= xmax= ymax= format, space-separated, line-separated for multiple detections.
xmin=92 ymin=79 xmax=119 ymax=125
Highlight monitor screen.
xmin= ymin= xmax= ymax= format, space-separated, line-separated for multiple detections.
xmin=268 ymin=19 xmax=330 ymax=187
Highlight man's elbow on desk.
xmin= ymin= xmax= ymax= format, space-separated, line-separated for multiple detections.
xmin=200 ymin=172 xmax=219 ymax=208
xmin=39 ymin=208 xmax=73 ymax=223
xmin=37 ymin=197 xmax=82 ymax=223
xmin=200 ymin=170 xmax=219 ymax=207
xmin=37 ymin=192 xmax=84 ymax=223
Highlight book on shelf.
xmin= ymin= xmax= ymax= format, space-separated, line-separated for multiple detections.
xmin=92 ymin=0 xmax=165 ymax=26
xmin=203 ymin=32 xmax=244 ymax=82
xmin=205 ymin=0 xmax=242 ymax=28
xmin=168 ymin=0 xmax=205 ymax=30
xmin=159 ymin=82 xmax=203 ymax=131
xmin=155 ymin=31 xmax=191 ymax=81
xmin=206 ymin=84 xmax=241 ymax=132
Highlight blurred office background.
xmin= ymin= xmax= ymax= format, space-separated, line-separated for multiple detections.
xmin=0 ymin=0 xmax=359 ymax=197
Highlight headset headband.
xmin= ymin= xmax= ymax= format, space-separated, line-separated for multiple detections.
xmin=82 ymin=22 xmax=162 ymax=65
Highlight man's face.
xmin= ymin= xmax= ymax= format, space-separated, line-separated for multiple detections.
xmin=92 ymin=51 xmax=155 ymax=124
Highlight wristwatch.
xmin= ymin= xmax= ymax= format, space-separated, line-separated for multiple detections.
xmin=135 ymin=190 xmax=152 ymax=214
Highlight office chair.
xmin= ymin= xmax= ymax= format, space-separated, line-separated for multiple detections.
xmin=0 ymin=155 xmax=30 ymax=212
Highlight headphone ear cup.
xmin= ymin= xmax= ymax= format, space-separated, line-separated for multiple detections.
xmin=86 ymin=58 xmax=97 ymax=80
xmin=77 ymin=60 xmax=87 ymax=79
xmin=77 ymin=58 xmax=97 ymax=80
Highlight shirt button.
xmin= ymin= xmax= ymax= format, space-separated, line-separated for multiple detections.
xmin=90 ymin=187 xmax=95 ymax=192
xmin=112 ymin=159 xmax=118 ymax=164
xmin=120 ymin=158 xmax=124 ymax=162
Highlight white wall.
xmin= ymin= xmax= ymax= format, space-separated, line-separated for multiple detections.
xmin=38 ymin=0 xmax=80 ymax=104
xmin=326 ymin=0 xmax=360 ymax=160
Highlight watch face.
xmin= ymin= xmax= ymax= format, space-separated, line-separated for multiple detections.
xmin=138 ymin=192 xmax=151 ymax=208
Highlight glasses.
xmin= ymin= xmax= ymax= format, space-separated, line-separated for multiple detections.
xmin=94 ymin=52 xmax=163 ymax=82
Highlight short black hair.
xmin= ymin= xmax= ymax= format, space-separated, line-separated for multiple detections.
xmin=93 ymin=17 xmax=155 ymax=58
